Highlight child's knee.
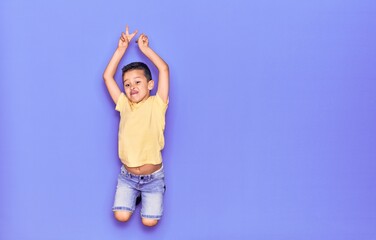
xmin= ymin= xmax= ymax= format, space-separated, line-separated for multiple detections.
xmin=142 ymin=218 xmax=159 ymax=227
xmin=114 ymin=211 xmax=132 ymax=222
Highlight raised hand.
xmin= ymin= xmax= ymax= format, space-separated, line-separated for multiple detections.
xmin=136 ymin=33 xmax=169 ymax=103
xmin=137 ymin=33 xmax=149 ymax=51
xmin=118 ymin=25 xmax=138 ymax=49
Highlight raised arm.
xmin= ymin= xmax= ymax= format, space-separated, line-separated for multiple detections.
xmin=137 ymin=34 xmax=169 ymax=103
xmin=103 ymin=25 xmax=138 ymax=104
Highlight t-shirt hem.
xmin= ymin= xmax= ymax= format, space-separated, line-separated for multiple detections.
xmin=120 ymin=160 xmax=163 ymax=168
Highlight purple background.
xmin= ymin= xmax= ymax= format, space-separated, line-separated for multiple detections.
xmin=1 ymin=0 xmax=376 ymax=239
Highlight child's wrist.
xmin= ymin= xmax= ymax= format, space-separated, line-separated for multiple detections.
xmin=116 ymin=46 xmax=127 ymax=53
xmin=140 ymin=46 xmax=151 ymax=53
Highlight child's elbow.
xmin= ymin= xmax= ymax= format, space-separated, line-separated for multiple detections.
xmin=161 ymin=64 xmax=169 ymax=73
xmin=103 ymin=74 xmax=111 ymax=82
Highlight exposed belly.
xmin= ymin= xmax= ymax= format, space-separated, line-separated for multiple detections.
xmin=124 ymin=163 xmax=162 ymax=175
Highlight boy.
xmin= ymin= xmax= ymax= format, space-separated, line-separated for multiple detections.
xmin=103 ymin=25 xmax=169 ymax=227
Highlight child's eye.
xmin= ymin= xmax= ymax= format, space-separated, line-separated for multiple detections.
xmin=136 ymin=81 xmax=141 ymax=84
xmin=124 ymin=84 xmax=130 ymax=87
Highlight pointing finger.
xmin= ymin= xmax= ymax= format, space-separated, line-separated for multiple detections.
xmin=131 ymin=29 xmax=138 ymax=37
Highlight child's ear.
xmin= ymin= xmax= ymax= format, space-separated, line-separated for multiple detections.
xmin=148 ymin=80 xmax=155 ymax=90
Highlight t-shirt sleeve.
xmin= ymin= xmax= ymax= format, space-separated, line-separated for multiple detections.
xmin=155 ymin=93 xmax=168 ymax=113
xmin=115 ymin=92 xmax=127 ymax=112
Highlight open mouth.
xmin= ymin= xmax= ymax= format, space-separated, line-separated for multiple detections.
xmin=130 ymin=90 xmax=139 ymax=95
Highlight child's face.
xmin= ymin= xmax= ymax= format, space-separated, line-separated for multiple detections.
xmin=123 ymin=69 xmax=154 ymax=103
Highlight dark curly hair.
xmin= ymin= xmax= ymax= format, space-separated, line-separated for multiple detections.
xmin=122 ymin=62 xmax=152 ymax=82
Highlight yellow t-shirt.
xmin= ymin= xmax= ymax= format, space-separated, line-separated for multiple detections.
xmin=115 ymin=93 xmax=168 ymax=167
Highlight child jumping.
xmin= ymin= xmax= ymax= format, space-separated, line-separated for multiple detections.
xmin=103 ymin=25 xmax=169 ymax=227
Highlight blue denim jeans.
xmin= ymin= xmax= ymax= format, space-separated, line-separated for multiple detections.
xmin=113 ymin=165 xmax=166 ymax=219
